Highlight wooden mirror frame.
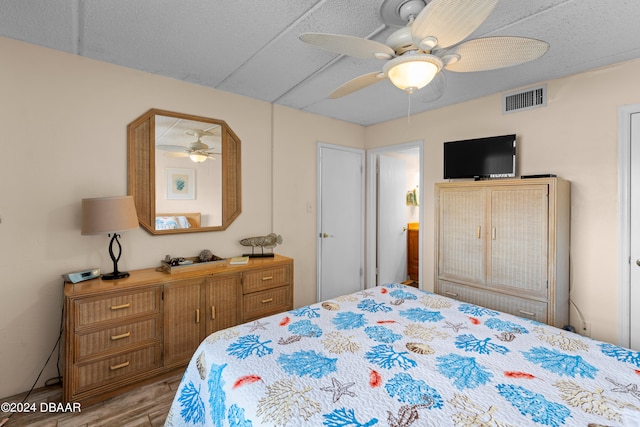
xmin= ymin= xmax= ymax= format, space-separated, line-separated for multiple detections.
xmin=128 ymin=108 xmax=241 ymax=234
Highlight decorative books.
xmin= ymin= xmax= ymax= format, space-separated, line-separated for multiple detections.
xmin=229 ymin=256 xmax=250 ymax=265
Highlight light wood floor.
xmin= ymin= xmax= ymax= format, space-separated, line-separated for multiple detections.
xmin=0 ymin=374 xmax=181 ymax=427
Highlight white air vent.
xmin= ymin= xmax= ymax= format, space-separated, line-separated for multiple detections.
xmin=503 ymin=85 xmax=547 ymax=114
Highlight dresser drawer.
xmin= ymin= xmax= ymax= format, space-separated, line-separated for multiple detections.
xmin=75 ymin=344 xmax=161 ymax=394
xmin=243 ymin=286 xmax=291 ymax=321
xmin=243 ymin=265 xmax=291 ymax=294
xmin=75 ymin=287 xmax=161 ymax=327
xmin=75 ymin=316 xmax=161 ymax=361
xmin=438 ymin=280 xmax=548 ymax=323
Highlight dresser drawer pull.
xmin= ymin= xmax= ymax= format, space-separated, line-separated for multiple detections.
xmin=445 ymin=291 xmax=458 ymax=297
xmin=261 ymin=276 xmax=274 ymax=281
xmin=110 ymin=303 xmax=131 ymax=311
xmin=518 ymin=309 xmax=536 ymax=317
xmin=109 ymin=361 xmax=130 ymax=371
xmin=110 ymin=332 xmax=131 ymax=341
xmin=261 ymin=298 xmax=274 ymax=304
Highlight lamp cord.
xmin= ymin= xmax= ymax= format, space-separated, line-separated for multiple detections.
xmin=2 ymin=294 xmax=64 ymax=422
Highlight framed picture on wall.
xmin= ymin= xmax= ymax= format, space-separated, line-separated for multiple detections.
xmin=167 ymin=168 xmax=195 ymax=200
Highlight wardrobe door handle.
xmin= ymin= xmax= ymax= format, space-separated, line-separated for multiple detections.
xmin=195 ymin=309 xmax=200 ymax=324
xmin=211 ymin=306 xmax=216 ymax=320
xmin=492 ymin=227 xmax=496 ymax=240
xmin=476 ymin=226 xmax=481 ymax=238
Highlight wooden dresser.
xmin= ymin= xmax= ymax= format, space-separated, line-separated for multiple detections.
xmin=63 ymin=254 xmax=293 ymax=405
xmin=434 ymin=178 xmax=570 ymax=328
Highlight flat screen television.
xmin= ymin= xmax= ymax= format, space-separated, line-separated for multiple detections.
xmin=443 ymin=134 xmax=516 ymax=179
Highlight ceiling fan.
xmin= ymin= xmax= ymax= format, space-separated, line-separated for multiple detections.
xmin=156 ymin=130 xmax=221 ymax=163
xmin=300 ymin=0 xmax=549 ymax=100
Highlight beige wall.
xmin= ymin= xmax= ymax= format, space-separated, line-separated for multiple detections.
xmin=3 ymin=33 xmax=640 ymax=399
xmin=272 ymin=105 xmax=366 ymax=306
xmin=365 ymin=58 xmax=640 ymax=347
xmin=0 ymin=37 xmax=364 ymax=398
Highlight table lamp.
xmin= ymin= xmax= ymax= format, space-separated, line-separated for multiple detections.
xmin=81 ymin=195 xmax=139 ymax=280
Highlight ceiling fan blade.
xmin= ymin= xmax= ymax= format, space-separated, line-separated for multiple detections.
xmin=411 ymin=0 xmax=498 ymax=50
xmin=329 ymin=72 xmax=386 ymax=99
xmin=164 ymin=152 xmax=189 ymax=158
xmin=300 ymin=33 xmax=395 ymax=60
xmin=156 ymin=144 xmax=189 ymax=153
xmin=417 ymin=72 xmax=447 ymax=104
xmin=442 ymin=37 xmax=549 ymax=72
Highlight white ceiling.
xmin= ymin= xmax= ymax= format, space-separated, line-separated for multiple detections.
xmin=2 ymin=0 xmax=640 ymax=126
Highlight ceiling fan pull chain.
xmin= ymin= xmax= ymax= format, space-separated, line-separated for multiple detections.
xmin=407 ymin=92 xmax=412 ymax=124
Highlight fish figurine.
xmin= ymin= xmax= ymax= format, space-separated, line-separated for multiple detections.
xmin=239 ymin=233 xmax=282 ymax=256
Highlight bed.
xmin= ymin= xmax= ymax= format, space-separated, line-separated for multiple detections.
xmin=165 ymin=284 xmax=640 ymax=426
xmin=155 ymin=212 xmax=201 ymax=230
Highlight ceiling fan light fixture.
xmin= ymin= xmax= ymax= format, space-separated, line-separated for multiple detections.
xmin=383 ymin=54 xmax=442 ymax=94
xmin=189 ymin=153 xmax=208 ymax=163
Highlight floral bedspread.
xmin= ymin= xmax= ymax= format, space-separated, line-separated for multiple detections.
xmin=165 ymin=284 xmax=640 ymax=426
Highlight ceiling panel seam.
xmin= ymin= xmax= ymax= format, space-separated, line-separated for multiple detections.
xmin=273 ymin=24 xmax=389 ymax=107
xmin=216 ymin=0 xmax=328 ymax=89
xmin=72 ymin=0 xmax=84 ymax=55
xmin=486 ymin=0 xmax=575 ymax=35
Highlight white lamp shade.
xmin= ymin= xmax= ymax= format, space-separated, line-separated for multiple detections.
xmin=82 ymin=195 xmax=139 ymax=235
xmin=383 ymin=54 xmax=443 ymax=93
xmin=189 ymin=153 xmax=208 ymax=163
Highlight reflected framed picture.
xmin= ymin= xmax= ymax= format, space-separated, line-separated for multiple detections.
xmin=167 ymin=168 xmax=195 ymax=200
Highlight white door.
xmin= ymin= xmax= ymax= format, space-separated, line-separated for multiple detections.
xmin=630 ymin=112 xmax=640 ymax=350
xmin=317 ymin=144 xmax=364 ymax=301
xmin=377 ymin=155 xmax=408 ymax=285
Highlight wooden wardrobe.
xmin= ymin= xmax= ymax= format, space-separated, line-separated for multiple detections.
xmin=434 ymin=178 xmax=570 ymax=328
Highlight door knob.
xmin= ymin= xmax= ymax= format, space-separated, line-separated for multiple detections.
xmin=321 ymin=232 xmax=334 ymax=238
xmin=636 ymin=259 xmax=640 ymax=267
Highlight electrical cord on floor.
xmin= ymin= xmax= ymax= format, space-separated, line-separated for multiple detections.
xmin=1 ymin=291 xmax=64 ymax=424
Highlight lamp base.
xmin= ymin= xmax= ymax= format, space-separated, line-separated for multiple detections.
xmin=102 ymin=271 xmax=130 ymax=281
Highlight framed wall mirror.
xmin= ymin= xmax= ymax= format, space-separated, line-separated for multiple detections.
xmin=128 ymin=109 xmax=241 ymax=234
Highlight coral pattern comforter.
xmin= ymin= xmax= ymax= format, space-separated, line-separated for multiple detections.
xmin=165 ymin=284 xmax=640 ymax=426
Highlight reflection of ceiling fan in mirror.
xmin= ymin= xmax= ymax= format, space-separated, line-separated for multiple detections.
xmin=300 ymin=0 xmax=549 ymax=101
xmin=157 ymin=129 xmax=221 ymax=163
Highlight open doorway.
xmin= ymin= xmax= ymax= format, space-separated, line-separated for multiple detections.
xmin=366 ymin=141 xmax=423 ymax=288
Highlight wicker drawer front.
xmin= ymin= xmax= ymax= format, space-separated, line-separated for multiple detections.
xmin=243 ymin=286 xmax=291 ymax=321
xmin=75 ymin=287 xmax=161 ymax=327
xmin=243 ymin=265 xmax=291 ymax=294
xmin=75 ymin=317 xmax=161 ymax=361
xmin=76 ymin=344 xmax=161 ymax=393
xmin=438 ymin=280 xmax=548 ymax=323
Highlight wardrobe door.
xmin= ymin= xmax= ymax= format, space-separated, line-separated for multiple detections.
xmin=488 ymin=184 xmax=548 ymax=298
xmin=438 ymin=187 xmax=487 ymax=285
